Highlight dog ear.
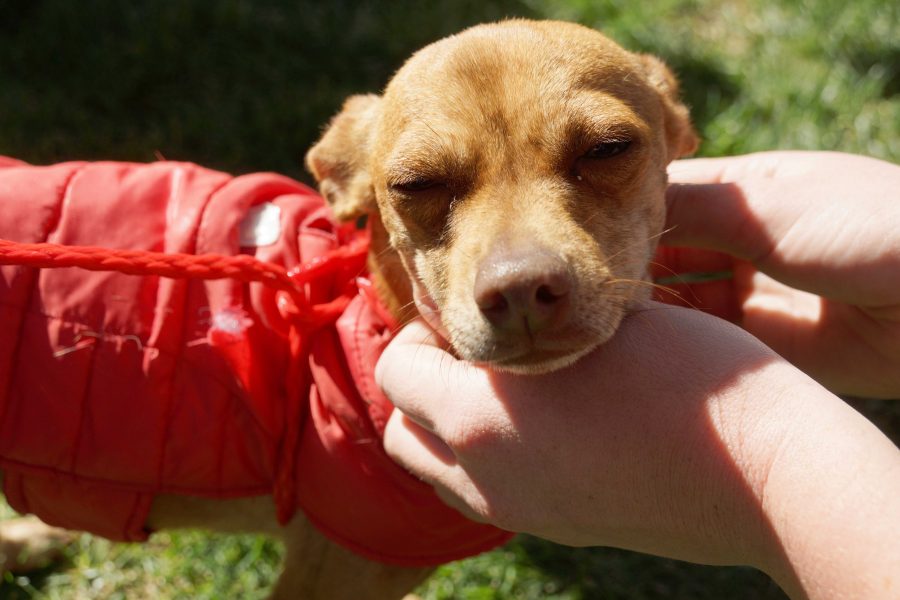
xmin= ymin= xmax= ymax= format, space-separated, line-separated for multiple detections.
xmin=637 ymin=54 xmax=699 ymax=161
xmin=306 ymin=94 xmax=382 ymax=221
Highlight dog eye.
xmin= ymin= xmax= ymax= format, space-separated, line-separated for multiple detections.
xmin=391 ymin=178 xmax=440 ymax=193
xmin=583 ymin=140 xmax=631 ymax=159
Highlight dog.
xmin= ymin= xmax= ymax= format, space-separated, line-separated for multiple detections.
xmin=0 ymin=19 xmax=696 ymax=599
xmin=307 ymin=19 xmax=697 ymax=374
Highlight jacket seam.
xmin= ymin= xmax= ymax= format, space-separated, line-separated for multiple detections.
xmin=155 ymin=175 xmax=234 ymax=492
xmin=1 ymin=162 xmax=88 ymax=447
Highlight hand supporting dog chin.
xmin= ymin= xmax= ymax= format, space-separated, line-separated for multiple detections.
xmin=377 ymin=307 xmax=900 ymax=600
xmin=408 ymin=272 xmax=599 ymax=374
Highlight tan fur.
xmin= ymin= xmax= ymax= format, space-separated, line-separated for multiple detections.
xmin=1 ymin=20 xmax=695 ymax=598
xmin=311 ymin=19 xmax=697 ymax=373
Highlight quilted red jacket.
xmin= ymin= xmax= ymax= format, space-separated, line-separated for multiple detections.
xmin=0 ymin=156 xmax=511 ymax=566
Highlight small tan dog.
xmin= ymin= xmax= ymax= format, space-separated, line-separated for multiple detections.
xmin=308 ymin=19 xmax=697 ymax=374
xmin=1 ymin=19 xmax=696 ymax=599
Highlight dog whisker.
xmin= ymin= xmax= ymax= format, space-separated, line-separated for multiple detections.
xmin=600 ymin=227 xmax=674 ymax=271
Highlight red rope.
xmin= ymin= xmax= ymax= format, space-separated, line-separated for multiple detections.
xmin=0 ymin=238 xmax=305 ymax=302
xmin=0 ymin=235 xmax=369 ymax=307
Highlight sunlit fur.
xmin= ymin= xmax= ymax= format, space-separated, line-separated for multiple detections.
xmin=307 ymin=19 xmax=697 ymax=374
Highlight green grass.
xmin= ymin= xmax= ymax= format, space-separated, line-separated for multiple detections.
xmin=0 ymin=504 xmax=282 ymax=599
xmin=531 ymin=0 xmax=899 ymax=160
xmin=1 ymin=0 xmax=898 ymax=598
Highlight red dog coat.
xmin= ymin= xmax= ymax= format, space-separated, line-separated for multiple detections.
xmin=0 ymin=156 xmax=511 ymax=566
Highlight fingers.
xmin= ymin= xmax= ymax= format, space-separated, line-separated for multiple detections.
xmin=662 ymin=153 xmax=826 ymax=262
xmin=375 ymin=317 xmax=479 ymax=471
xmin=663 ymin=163 xmax=774 ymax=262
xmin=383 ymin=412 xmax=484 ymax=522
xmin=384 ymin=410 xmax=457 ymax=468
xmin=378 ymin=328 xmax=491 ymax=521
xmin=376 ymin=322 xmax=458 ymax=473
xmin=663 ymin=151 xmax=880 ymax=259
xmin=664 ymin=153 xmax=900 ymax=306
xmin=375 ymin=319 xmax=456 ymax=433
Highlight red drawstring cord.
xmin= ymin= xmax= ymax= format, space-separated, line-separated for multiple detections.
xmin=0 ymin=239 xmax=297 ymax=306
xmin=0 ymin=234 xmax=369 ymax=315
xmin=0 ymin=231 xmax=370 ymax=525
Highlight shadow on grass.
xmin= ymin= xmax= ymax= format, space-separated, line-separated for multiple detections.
xmin=847 ymin=397 xmax=900 ymax=444
xmin=0 ymin=0 xmax=536 ymax=180
xmin=0 ymin=561 xmax=65 ymax=599
xmin=846 ymin=44 xmax=900 ymax=98
xmin=512 ymin=536 xmax=788 ymax=600
xmin=1 ymin=0 xmax=751 ymax=176
xmin=662 ymin=53 xmax=741 ymax=137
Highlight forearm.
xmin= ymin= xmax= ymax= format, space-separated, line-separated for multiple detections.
xmin=546 ymin=315 xmax=900 ymax=597
xmin=747 ymin=382 xmax=900 ymax=599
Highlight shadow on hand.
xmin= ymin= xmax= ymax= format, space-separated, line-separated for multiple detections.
xmin=479 ymin=304 xmax=799 ymax=595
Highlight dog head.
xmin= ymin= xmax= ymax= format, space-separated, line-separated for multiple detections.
xmin=308 ymin=20 xmax=697 ymax=373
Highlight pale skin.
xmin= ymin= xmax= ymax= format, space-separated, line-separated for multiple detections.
xmin=377 ymin=151 xmax=900 ymax=600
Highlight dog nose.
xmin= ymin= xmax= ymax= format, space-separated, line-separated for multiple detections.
xmin=474 ymin=250 xmax=572 ymax=334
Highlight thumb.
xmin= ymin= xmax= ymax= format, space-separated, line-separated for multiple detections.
xmin=662 ymin=156 xmax=779 ymax=262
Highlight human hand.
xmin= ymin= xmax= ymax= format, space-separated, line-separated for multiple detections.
xmin=381 ymin=309 xmax=785 ymax=556
xmin=378 ymin=309 xmax=900 ymax=599
xmin=659 ymin=151 xmax=900 ymax=397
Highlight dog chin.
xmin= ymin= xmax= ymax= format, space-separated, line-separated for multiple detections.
xmin=475 ymin=342 xmax=599 ymax=375
xmin=411 ymin=284 xmax=605 ymax=374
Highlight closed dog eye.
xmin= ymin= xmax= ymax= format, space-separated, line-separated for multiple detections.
xmin=390 ymin=177 xmax=443 ymax=194
xmin=582 ymin=139 xmax=631 ymax=160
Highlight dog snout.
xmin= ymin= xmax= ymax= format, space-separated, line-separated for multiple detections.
xmin=474 ymin=249 xmax=572 ymax=334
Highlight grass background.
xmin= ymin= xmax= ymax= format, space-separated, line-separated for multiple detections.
xmin=1 ymin=0 xmax=898 ymax=598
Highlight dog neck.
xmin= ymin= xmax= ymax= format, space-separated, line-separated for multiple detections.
xmin=366 ymin=211 xmax=416 ymax=326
